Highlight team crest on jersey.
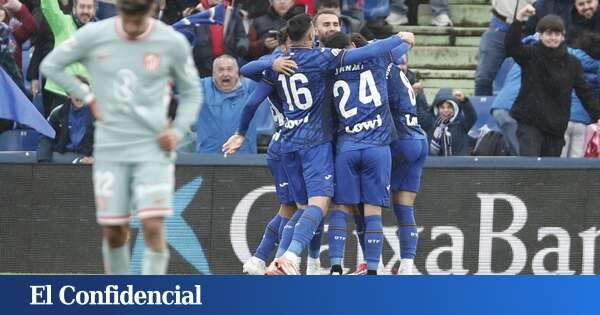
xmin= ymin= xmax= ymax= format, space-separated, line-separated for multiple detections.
xmin=144 ymin=53 xmax=161 ymax=72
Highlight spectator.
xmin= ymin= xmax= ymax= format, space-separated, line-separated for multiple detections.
xmin=318 ymin=0 xmax=364 ymax=33
xmin=522 ymin=0 xmax=596 ymax=44
xmin=238 ymin=0 xmax=270 ymax=19
xmin=0 ymin=19 xmax=24 ymax=91
xmin=37 ymin=76 xmax=94 ymax=163
xmin=0 ymin=0 xmax=36 ymax=73
xmin=386 ymin=0 xmax=452 ymax=27
xmin=489 ymin=34 xmax=539 ymax=156
xmin=249 ymin=0 xmax=298 ymax=59
xmin=189 ymin=0 xmax=249 ymax=77
xmin=196 ymin=55 xmax=265 ymax=154
xmin=38 ymin=0 xmax=95 ymax=115
xmin=562 ymin=31 xmax=600 ymax=157
xmin=423 ymin=88 xmax=477 ymax=156
xmin=474 ymin=0 xmax=535 ymax=96
xmin=507 ymin=7 xmax=600 ymax=157
xmin=569 ymin=0 xmax=600 ymax=43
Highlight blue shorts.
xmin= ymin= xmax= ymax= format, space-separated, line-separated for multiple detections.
xmin=282 ymin=142 xmax=334 ymax=205
xmin=267 ymin=152 xmax=294 ymax=205
xmin=334 ymin=146 xmax=391 ymax=207
xmin=390 ymin=138 xmax=428 ymax=193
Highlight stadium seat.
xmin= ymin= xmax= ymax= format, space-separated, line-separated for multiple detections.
xmin=469 ymin=96 xmax=499 ymax=138
xmin=0 ymin=129 xmax=40 ymax=151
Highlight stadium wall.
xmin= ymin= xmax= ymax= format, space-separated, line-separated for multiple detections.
xmin=1 ymin=155 xmax=600 ymax=275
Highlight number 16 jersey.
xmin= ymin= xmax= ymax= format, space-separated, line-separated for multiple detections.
xmin=262 ymin=47 xmax=346 ymax=153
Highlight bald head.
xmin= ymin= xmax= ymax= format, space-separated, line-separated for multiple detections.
xmin=212 ymin=55 xmax=240 ymax=93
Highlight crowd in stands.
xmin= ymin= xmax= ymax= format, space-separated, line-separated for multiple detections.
xmin=1 ymin=0 xmax=599 ymax=160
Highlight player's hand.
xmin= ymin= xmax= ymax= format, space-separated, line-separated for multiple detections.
xmin=79 ymin=156 xmax=94 ymax=164
xmin=453 ymin=89 xmax=466 ymax=102
xmin=517 ymin=4 xmax=536 ymax=21
xmin=272 ymin=56 xmax=297 ymax=76
xmin=398 ymin=32 xmax=415 ymax=47
xmin=157 ymin=127 xmax=178 ymax=152
xmin=87 ymin=98 xmax=103 ymax=121
xmin=265 ymin=37 xmax=279 ymax=50
xmin=222 ymin=134 xmax=246 ymax=157
xmin=412 ymin=82 xmax=423 ymax=95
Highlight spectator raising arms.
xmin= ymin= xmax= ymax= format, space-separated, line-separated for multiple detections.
xmin=423 ymin=89 xmax=477 ymax=156
xmin=507 ymin=5 xmax=600 ymax=157
xmin=0 ymin=0 xmax=36 ymax=73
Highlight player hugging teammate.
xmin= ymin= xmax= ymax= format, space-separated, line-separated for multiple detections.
xmin=224 ymin=12 xmax=426 ymax=275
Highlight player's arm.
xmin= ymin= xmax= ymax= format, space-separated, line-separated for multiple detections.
xmin=169 ymin=35 xmax=203 ymax=143
xmin=340 ymin=33 xmax=411 ymax=66
xmin=222 ymin=80 xmax=273 ymax=156
xmin=240 ymin=54 xmax=297 ymax=81
xmin=390 ymin=43 xmax=410 ymax=65
xmin=40 ymin=26 xmax=94 ymax=105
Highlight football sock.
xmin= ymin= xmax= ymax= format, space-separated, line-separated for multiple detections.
xmin=394 ymin=204 xmax=418 ymax=259
xmin=287 ymin=205 xmax=324 ymax=256
xmin=328 ymin=209 xmax=348 ymax=266
xmin=102 ymin=239 xmax=130 ymax=274
xmin=353 ymin=213 xmax=366 ymax=255
xmin=141 ymin=247 xmax=170 ymax=275
xmin=308 ymin=219 xmax=325 ymax=259
xmin=364 ymin=215 xmax=384 ymax=272
xmin=278 ymin=215 xmax=290 ymax=241
xmin=255 ymin=214 xmax=283 ymax=262
xmin=275 ymin=209 xmax=304 ymax=258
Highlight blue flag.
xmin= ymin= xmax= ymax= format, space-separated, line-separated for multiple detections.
xmin=0 ymin=67 xmax=55 ymax=139
xmin=172 ymin=4 xmax=226 ymax=46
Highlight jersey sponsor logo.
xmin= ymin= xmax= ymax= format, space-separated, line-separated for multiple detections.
xmin=344 ymin=114 xmax=383 ymax=134
xmin=144 ymin=53 xmax=161 ymax=72
xmin=284 ymin=113 xmax=310 ymax=129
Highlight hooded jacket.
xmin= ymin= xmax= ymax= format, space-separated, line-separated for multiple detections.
xmin=506 ymin=20 xmax=600 ymax=136
xmin=423 ymin=88 xmax=478 ymax=156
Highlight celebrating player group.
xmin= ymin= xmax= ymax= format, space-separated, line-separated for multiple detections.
xmin=223 ymin=11 xmax=427 ymax=276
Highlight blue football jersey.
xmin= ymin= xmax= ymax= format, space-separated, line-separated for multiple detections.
xmin=332 ymin=56 xmax=397 ymax=152
xmin=263 ymin=47 xmax=346 ymax=153
xmin=387 ymin=65 xmax=426 ymax=139
xmin=266 ymin=92 xmax=285 ymax=156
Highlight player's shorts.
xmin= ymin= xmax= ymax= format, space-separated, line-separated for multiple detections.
xmin=390 ymin=138 xmax=428 ymax=193
xmin=282 ymin=142 xmax=334 ymax=205
xmin=93 ymin=161 xmax=175 ymax=225
xmin=334 ymin=145 xmax=391 ymax=207
xmin=267 ymin=151 xmax=294 ymax=205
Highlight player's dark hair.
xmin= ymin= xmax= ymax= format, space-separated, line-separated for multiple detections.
xmin=117 ymin=0 xmax=154 ymax=15
xmin=350 ymin=33 xmax=368 ymax=48
xmin=322 ymin=31 xmax=350 ymax=49
xmin=574 ymin=31 xmax=600 ymax=59
xmin=536 ymin=14 xmax=565 ymax=34
xmin=278 ymin=27 xmax=289 ymax=46
xmin=287 ymin=14 xmax=313 ymax=42
xmin=318 ymin=0 xmax=340 ymax=9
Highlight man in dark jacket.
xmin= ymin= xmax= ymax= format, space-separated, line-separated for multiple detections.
xmin=36 ymin=79 xmax=94 ymax=163
xmin=508 ymin=6 xmax=600 ymax=156
xmin=248 ymin=0 xmax=297 ymax=59
xmin=192 ymin=1 xmax=249 ymax=77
